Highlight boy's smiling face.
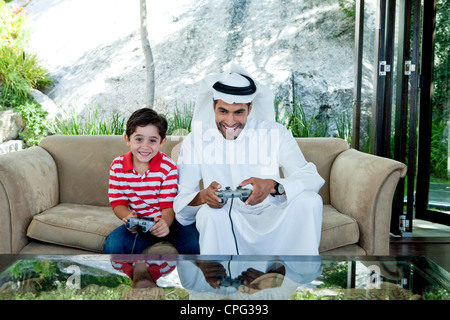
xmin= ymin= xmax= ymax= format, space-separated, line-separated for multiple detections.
xmin=124 ymin=124 xmax=166 ymax=173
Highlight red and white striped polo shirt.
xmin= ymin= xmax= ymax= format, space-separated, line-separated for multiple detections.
xmin=108 ymin=151 xmax=178 ymax=218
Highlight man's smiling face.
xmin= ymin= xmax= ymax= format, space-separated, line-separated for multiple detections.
xmin=213 ymin=99 xmax=252 ymax=140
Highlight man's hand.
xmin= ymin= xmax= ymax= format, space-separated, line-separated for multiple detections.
xmin=238 ymin=268 xmax=265 ymax=288
xmin=196 ymin=261 xmax=227 ymax=289
xmin=239 ymin=177 xmax=277 ymax=206
xmin=189 ymin=181 xmax=224 ymax=208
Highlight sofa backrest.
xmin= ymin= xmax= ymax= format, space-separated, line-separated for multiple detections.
xmin=296 ymin=138 xmax=349 ymax=204
xmin=167 ymin=137 xmax=350 ymax=205
xmin=40 ymin=135 xmax=130 ymax=206
xmin=39 ymin=135 xmax=349 ymax=206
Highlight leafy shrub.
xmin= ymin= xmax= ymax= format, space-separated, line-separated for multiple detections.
xmin=0 ymin=1 xmax=52 ymax=146
xmin=0 ymin=2 xmax=51 ymax=101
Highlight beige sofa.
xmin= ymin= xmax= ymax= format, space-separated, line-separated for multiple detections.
xmin=0 ymin=135 xmax=406 ymax=255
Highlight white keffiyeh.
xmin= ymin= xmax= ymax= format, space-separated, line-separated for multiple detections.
xmin=192 ymin=64 xmax=275 ymax=128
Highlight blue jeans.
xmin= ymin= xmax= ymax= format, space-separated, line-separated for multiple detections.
xmin=103 ymin=220 xmax=199 ymax=254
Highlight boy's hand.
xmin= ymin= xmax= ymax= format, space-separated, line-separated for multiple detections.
xmin=123 ymin=211 xmax=138 ymax=233
xmin=150 ymin=216 xmax=170 ymax=237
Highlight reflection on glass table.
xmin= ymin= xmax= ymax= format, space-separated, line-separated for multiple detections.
xmin=0 ymin=255 xmax=448 ymax=300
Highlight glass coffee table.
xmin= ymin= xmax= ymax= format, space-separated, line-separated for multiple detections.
xmin=0 ymin=254 xmax=448 ymax=301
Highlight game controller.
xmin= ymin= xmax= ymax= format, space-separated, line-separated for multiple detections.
xmin=126 ymin=217 xmax=155 ymax=232
xmin=214 ymin=186 xmax=252 ymax=204
xmin=216 ymin=274 xmax=243 ymax=288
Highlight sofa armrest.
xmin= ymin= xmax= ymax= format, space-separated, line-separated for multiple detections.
xmin=0 ymin=147 xmax=59 ymax=253
xmin=330 ymin=149 xmax=407 ymax=255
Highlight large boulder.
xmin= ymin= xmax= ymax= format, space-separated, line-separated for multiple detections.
xmin=0 ymin=109 xmax=24 ymax=143
xmin=18 ymin=0 xmax=354 ymax=130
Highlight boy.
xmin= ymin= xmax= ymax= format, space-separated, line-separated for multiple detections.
xmin=104 ymin=108 xmax=199 ymax=254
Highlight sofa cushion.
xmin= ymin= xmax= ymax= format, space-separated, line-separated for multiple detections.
xmin=27 ymin=203 xmax=122 ymax=252
xmin=319 ymin=205 xmax=359 ymax=252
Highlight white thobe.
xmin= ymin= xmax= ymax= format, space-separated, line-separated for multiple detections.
xmin=176 ymin=257 xmax=322 ymax=300
xmin=174 ymin=118 xmax=325 ymax=255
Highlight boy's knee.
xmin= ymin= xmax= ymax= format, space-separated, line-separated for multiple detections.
xmin=103 ymin=236 xmax=116 ymax=254
xmin=172 ymin=221 xmax=200 ymax=254
xmin=103 ymin=225 xmax=128 ymax=254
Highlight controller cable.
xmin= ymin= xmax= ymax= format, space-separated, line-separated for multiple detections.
xmin=130 ymin=230 xmax=139 ymax=254
xmin=228 ymin=197 xmax=240 ymax=255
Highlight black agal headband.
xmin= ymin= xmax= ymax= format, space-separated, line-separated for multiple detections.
xmin=212 ymin=74 xmax=257 ymax=96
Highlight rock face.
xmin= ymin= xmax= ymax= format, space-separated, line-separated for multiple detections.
xmin=0 ymin=109 xmax=24 ymax=143
xmin=30 ymin=89 xmax=62 ymax=121
xmin=17 ymin=0 xmax=354 ymax=130
xmin=0 ymin=140 xmax=24 ymax=155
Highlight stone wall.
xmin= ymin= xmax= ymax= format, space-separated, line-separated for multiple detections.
xmin=0 ymin=109 xmax=24 ymax=154
xmin=17 ymin=0 xmax=354 ymax=135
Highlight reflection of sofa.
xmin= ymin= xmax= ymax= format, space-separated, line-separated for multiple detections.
xmin=0 ymin=135 xmax=406 ymax=255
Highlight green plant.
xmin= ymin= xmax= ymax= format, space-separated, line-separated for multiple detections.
xmin=333 ymin=108 xmax=352 ymax=146
xmin=317 ymin=262 xmax=348 ymax=289
xmin=337 ymin=0 xmax=356 ymax=21
xmin=429 ymin=0 xmax=449 ymax=181
xmin=167 ymin=103 xmax=193 ymax=135
xmin=286 ymin=100 xmax=329 ymax=137
xmin=0 ymin=3 xmax=29 ymax=49
xmin=287 ymin=102 xmax=312 ymax=137
xmin=0 ymin=2 xmax=51 ymax=101
xmin=53 ymin=104 xmax=195 ymax=137
xmin=54 ymin=107 xmax=126 ymax=135
xmin=0 ymin=1 xmax=52 ymax=146
xmin=2 ymin=259 xmax=133 ymax=300
xmin=14 ymin=97 xmax=51 ymax=146
xmin=274 ymin=96 xmax=288 ymax=126
xmin=430 ymin=117 xmax=448 ymax=179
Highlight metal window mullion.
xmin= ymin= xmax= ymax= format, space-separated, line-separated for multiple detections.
xmin=371 ymin=0 xmax=388 ymax=156
xmin=353 ymin=0 xmax=365 ymax=151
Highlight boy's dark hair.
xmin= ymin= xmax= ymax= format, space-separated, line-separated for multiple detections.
xmin=126 ymin=108 xmax=168 ymax=141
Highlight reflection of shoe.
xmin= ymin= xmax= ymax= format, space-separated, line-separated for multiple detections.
xmin=124 ymin=287 xmax=166 ymax=300
xmin=238 ymin=273 xmax=285 ymax=294
xmin=252 ymin=273 xmax=285 ymax=289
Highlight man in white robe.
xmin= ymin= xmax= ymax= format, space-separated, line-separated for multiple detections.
xmin=176 ymin=257 xmax=322 ymax=299
xmin=174 ymin=64 xmax=324 ymax=255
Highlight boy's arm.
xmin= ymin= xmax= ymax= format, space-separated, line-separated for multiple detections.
xmin=113 ymin=205 xmax=136 ymax=222
xmin=161 ymin=207 xmax=175 ymax=226
xmin=109 ymin=158 xmax=132 ymax=221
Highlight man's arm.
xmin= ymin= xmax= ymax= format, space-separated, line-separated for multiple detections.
xmin=238 ymin=124 xmax=323 ymax=206
xmin=188 ymin=181 xmax=224 ymax=208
